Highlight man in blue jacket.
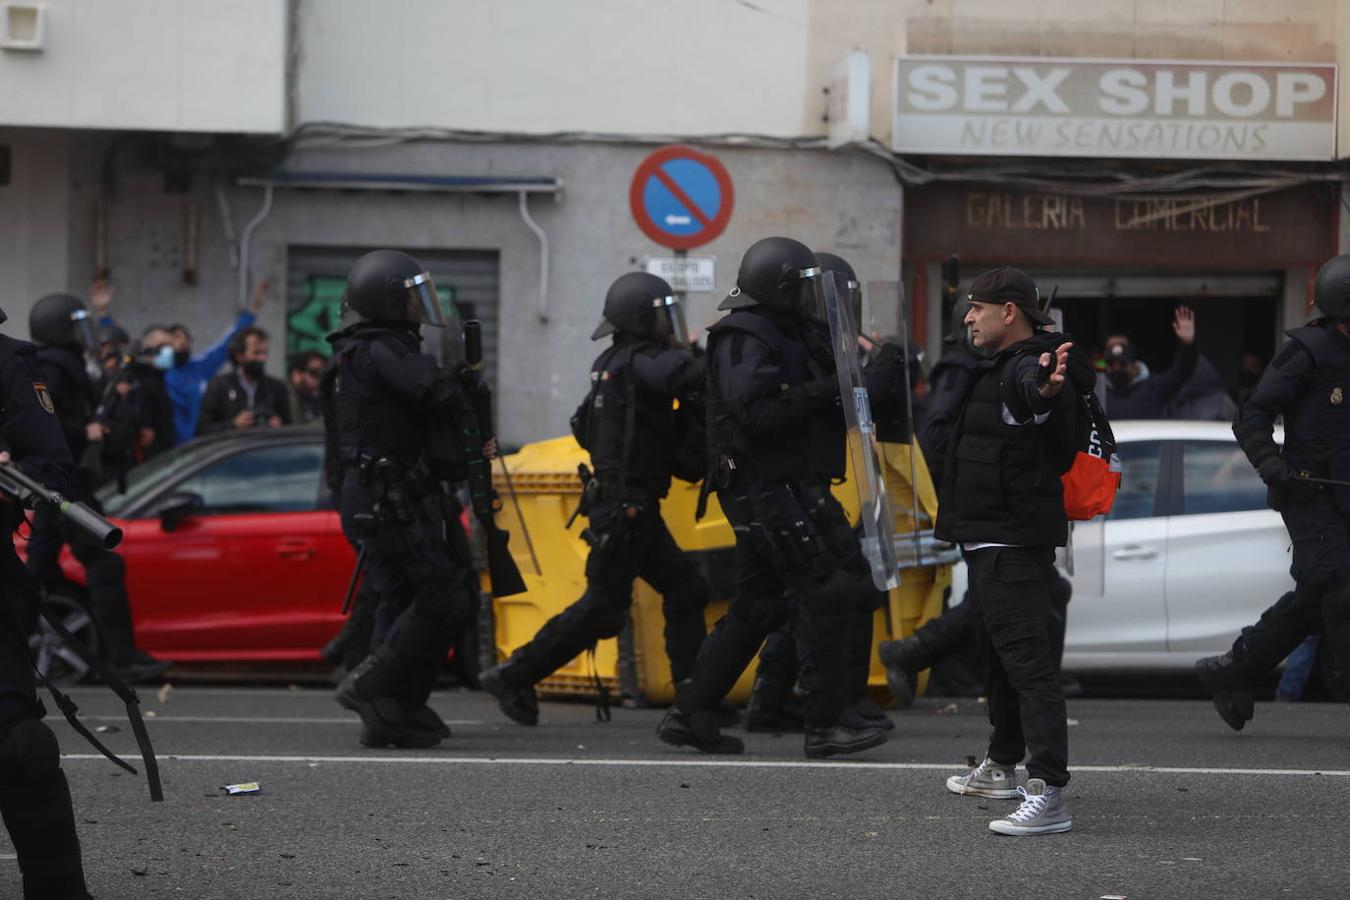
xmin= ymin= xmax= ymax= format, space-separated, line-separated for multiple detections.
xmin=90 ymin=279 xmax=266 ymax=445
xmin=165 ymin=283 xmax=266 ymax=443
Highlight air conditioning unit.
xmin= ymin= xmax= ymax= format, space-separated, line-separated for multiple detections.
xmin=1 ymin=3 xmax=46 ymax=51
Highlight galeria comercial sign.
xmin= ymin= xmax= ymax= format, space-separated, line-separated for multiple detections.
xmin=892 ymin=56 xmax=1336 ymax=161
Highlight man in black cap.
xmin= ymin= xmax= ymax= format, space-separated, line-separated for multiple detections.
xmin=936 ymin=265 xmax=1094 ymax=836
xmin=1101 ymin=308 xmax=1198 ymax=419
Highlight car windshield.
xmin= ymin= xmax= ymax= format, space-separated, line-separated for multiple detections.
xmin=95 ymin=440 xmax=236 ymax=517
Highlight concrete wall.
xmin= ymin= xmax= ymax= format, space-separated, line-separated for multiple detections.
xmin=296 ymin=0 xmax=813 ymax=138
xmin=0 ymin=129 xmax=71 ymax=327
xmin=0 ymin=0 xmax=286 ymax=133
xmin=30 ymin=134 xmax=901 ymax=445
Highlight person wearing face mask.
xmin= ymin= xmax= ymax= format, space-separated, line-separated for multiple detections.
xmin=88 ymin=279 xmax=266 ymax=445
xmin=195 ymin=326 xmax=292 ymax=435
xmin=1100 ymin=308 xmax=1198 ymax=420
xmin=24 ymin=294 xmax=172 ymax=686
xmin=115 ymin=327 xmax=177 ymax=462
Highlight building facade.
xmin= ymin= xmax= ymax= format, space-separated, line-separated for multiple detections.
xmin=2 ymin=0 xmax=1348 ymax=442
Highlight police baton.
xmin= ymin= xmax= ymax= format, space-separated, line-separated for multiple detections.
xmin=464 ymin=319 xmax=541 ymax=577
xmin=340 ymin=540 xmax=368 ymax=616
xmin=1293 ymin=473 xmax=1350 ymax=489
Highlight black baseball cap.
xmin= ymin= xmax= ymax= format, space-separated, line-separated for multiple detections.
xmin=968 ymin=266 xmax=1054 ymax=326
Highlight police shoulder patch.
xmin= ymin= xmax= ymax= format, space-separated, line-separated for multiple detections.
xmin=33 ymin=381 xmax=54 ymax=414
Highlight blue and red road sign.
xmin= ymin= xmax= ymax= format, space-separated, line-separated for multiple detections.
xmin=629 ymin=145 xmax=735 ymax=250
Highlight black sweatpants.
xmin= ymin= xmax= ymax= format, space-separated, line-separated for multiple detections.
xmin=967 ymin=546 xmax=1069 ymax=787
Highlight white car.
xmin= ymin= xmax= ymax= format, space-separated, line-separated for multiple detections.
xmin=948 ymin=420 xmax=1295 ymax=674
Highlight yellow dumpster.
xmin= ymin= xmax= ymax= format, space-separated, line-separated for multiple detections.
xmin=489 ymin=433 xmax=956 ymax=706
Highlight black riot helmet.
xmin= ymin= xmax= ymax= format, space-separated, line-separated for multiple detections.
xmin=946 ymin=295 xmax=973 ymax=346
xmin=816 ymin=251 xmax=864 ymax=331
xmin=1313 ymin=253 xmax=1350 ymax=322
xmin=30 ymin=293 xmax=97 ymax=350
xmin=591 ymin=272 xmax=686 ymax=343
xmin=719 ymin=237 xmax=823 ymax=317
xmin=344 ymin=250 xmax=447 ymax=327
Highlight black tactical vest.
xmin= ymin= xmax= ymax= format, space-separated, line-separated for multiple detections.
xmin=583 ymin=340 xmax=682 ymax=501
xmin=706 ymin=310 xmax=845 ymax=483
xmin=332 ymin=326 xmax=431 ymax=469
xmin=934 ymin=333 xmax=1074 ymax=548
xmin=1282 ymin=323 xmax=1350 ymax=489
xmin=34 ymin=344 xmax=92 ymax=458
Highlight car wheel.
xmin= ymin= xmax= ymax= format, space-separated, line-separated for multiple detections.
xmin=28 ymin=590 xmax=99 ymax=687
xmin=1316 ymin=641 xmax=1347 ymax=703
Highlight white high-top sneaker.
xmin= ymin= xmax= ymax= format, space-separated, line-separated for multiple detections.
xmin=988 ymin=778 xmax=1072 ymax=836
xmin=945 ymin=756 xmax=1020 ymax=799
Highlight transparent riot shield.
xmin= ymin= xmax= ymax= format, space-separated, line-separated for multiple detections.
xmin=823 ymin=271 xmax=900 ymax=591
xmin=863 ymin=280 xmax=933 ymax=570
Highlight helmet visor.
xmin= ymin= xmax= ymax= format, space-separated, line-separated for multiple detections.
xmin=651 ymin=295 xmax=689 ymax=345
xmin=70 ymin=309 xmax=98 ymax=353
xmin=793 ymin=266 xmax=827 ymax=320
xmin=403 ymin=271 xmax=447 ymax=327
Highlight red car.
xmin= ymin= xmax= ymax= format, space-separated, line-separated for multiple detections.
xmin=28 ymin=427 xmax=355 ymax=678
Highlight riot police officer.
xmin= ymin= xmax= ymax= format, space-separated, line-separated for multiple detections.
xmin=24 ymin=293 xmax=169 ymax=684
xmin=329 ymin=250 xmax=490 ymax=748
xmin=657 ymin=237 xmax=892 ymax=758
xmin=480 ymin=273 xmax=712 ymax=725
xmin=0 ymin=303 xmax=93 ymax=899
xmin=741 ymin=252 xmax=901 ymax=735
xmin=1198 ymin=253 xmax=1350 ymax=729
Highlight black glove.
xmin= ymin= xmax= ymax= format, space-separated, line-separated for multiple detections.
xmin=783 ymin=376 xmax=840 ymax=414
xmin=1257 ymin=457 xmax=1293 ymax=488
xmin=864 ymin=342 xmax=906 ymax=394
xmin=1257 ymin=457 xmax=1293 ymax=512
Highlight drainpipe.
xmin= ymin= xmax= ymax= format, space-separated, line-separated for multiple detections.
xmin=518 ymin=190 xmax=549 ymax=322
xmin=237 ymin=183 xmax=274 ymax=310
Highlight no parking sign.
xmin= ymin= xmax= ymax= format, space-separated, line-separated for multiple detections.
xmin=629 ymin=146 xmax=734 ymax=250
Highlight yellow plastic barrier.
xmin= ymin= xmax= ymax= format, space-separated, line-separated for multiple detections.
xmin=489 ymin=433 xmax=952 ymax=705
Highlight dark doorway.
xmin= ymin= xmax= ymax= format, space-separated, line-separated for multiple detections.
xmin=1058 ymin=294 xmax=1279 ymax=393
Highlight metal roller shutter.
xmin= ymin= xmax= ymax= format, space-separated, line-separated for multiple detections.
xmin=285 ymin=246 xmax=501 ymax=392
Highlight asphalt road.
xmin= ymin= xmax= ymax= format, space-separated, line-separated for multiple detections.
xmin=4 ymin=685 xmax=1348 ymax=899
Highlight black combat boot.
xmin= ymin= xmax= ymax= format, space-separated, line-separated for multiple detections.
xmin=336 ymin=655 xmax=443 ymax=748
xmin=745 ymin=673 xmax=805 ymax=733
xmin=1196 ymin=654 xmax=1256 ymax=732
xmin=802 ymin=713 xmax=888 ymax=759
xmin=851 ymin=695 xmax=895 ymax=732
xmin=657 ymin=707 xmax=744 ymax=754
xmin=480 ymin=663 xmax=540 ymax=726
xmin=877 ymin=636 xmax=925 ymax=709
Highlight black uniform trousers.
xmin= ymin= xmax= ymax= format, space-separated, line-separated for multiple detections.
xmin=0 ymin=548 xmax=90 ymax=899
xmin=966 ymin=546 xmax=1069 ymax=787
xmin=678 ymin=479 xmax=869 ymax=728
xmin=340 ymin=478 xmax=475 ymax=706
xmin=26 ymin=504 xmax=137 ymax=666
xmin=500 ymin=501 xmax=709 ymax=688
xmin=1226 ymin=485 xmax=1350 ymax=687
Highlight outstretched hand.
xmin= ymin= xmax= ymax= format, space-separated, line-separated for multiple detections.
xmin=1173 ymin=306 xmax=1196 ymax=345
xmin=1036 ymin=341 xmax=1074 ymax=399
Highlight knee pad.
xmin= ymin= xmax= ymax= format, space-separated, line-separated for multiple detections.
xmin=662 ymin=575 xmax=711 ymax=617
xmin=583 ymin=604 xmax=630 ymax=640
xmin=0 ymin=718 xmax=60 ymax=782
xmin=730 ymin=579 xmax=792 ymax=633
xmin=801 ymin=569 xmax=871 ymax=617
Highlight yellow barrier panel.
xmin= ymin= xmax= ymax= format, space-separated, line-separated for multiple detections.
xmin=489 ymin=433 xmax=953 ymax=706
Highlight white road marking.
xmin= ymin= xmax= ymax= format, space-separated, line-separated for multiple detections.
xmin=55 ymin=754 xmax=1350 ymax=777
xmin=46 ymin=715 xmax=482 ymax=726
